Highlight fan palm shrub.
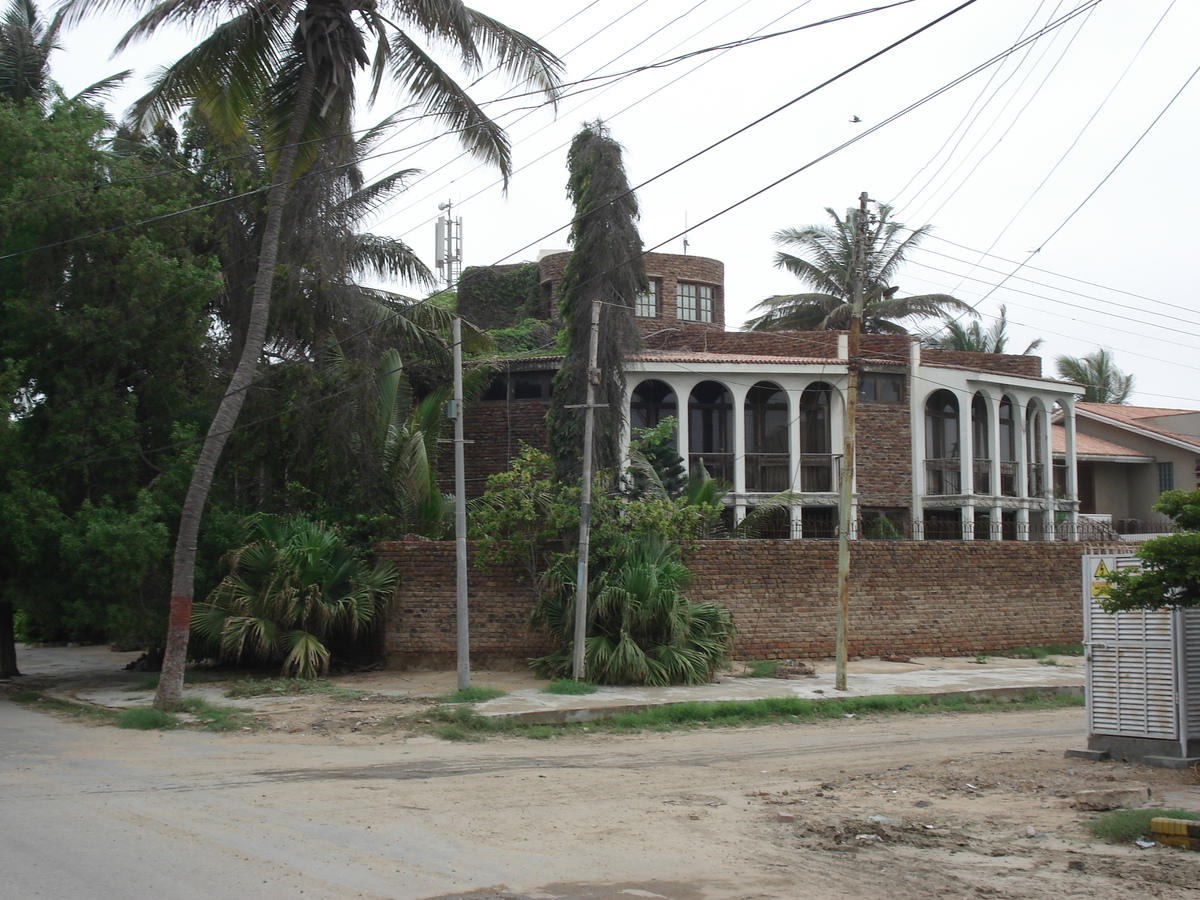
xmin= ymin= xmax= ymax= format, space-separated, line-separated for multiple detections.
xmin=193 ymin=515 xmax=396 ymax=678
xmin=532 ymin=536 xmax=734 ymax=686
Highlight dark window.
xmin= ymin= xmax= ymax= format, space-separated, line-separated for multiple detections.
xmin=688 ymin=381 xmax=733 ymax=483
xmin=745 ymin=382 xmax=789 ymax=492
xmin=1159 ymin=462 xmax=1175 ymax=493
xmin=630 ymin=379 xmax=677 ymax=434
xmin=924 ymin=509 xmax=962 ymax=540
xmin=803 ymin=507 xmax=837 ymax=539
xmin=925 ymin=390 xmax=960 ymax=495
xmin=800 ymin=383 xmax=834 ymax=492
xmin=512 ymin=373 xmax=552 ymax=400
xmin=859 ymin=372 xmax=904 ymax=404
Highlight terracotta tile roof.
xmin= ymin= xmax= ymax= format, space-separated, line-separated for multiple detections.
xmin=1051 ymin=424 xmax=1154 ymax=460
xmin=1076 ymin=402 xmax=1200 ymax=452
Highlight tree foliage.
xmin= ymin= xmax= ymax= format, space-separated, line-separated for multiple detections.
xmin=1101 ymin=490 xmax=1200 ymax=612
xmin=1055 ymin=348 xmax=1134 ymax=404
xmin=747 ymin=202 xmax=973 ymax=334
xmin=547 ymin=120 xmax=645 ymax=477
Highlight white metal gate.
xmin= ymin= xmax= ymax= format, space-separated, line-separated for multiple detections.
xmin=1083 ymin=554 xmax=1200 ymax=758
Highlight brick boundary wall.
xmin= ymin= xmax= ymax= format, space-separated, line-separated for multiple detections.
xmin=375 ymin=540 xmax=1128 ymax=669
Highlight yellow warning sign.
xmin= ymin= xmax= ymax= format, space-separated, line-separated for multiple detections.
xmin=1091 ymin=559 xmax=1112 ymax=598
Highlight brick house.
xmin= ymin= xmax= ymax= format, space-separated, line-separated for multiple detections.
xmin=469 ymin=250 xmax=1086 ymax=542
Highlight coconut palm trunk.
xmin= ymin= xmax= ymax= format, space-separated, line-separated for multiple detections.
xmin=155 ymin=60 xmax=317 ymax=708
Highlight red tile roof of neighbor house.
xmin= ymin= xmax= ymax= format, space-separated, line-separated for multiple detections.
xmin=629 ymin=350 xmax=838 ymax=366
xmin=1051 ymin=423 xmax=1155 ymax=460
xmin=1076 ymin=402 xmax=1200 ymax=452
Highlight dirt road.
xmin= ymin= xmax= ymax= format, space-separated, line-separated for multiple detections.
xmin=5 ymin=652 xmax=1200 ymax=900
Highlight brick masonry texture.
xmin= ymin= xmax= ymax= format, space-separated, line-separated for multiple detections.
xmin=376 ymin=540 xmax=1125 ymax=667
xmin=856 ymin=404 xmax=912 ymax=507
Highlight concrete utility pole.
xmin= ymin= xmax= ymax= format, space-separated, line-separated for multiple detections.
xmin=572 ymin=300 xmax=603 ymax=681
xmin=453 ymin=317 xmax=470 ymax=690
xmin=835 ymin=191 xmax=870 ymax=692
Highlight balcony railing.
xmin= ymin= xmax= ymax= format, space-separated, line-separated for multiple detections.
xmin=925 ymin=457 xmax=961 ymax=495
xmin=689 ymin=453 xmax=733 ymax=485
xmin=972 ymin=458 xmax=991 ymax=495
xmin=1028 ymin=462 xmax=1046 ymax=497
xmin=800 ymin=453 xmax=839 ymax=493
xmin=745 ymin=453 xmax=790 ymax=493
xmin=999 ymin=460 xmax=1018 ymax=497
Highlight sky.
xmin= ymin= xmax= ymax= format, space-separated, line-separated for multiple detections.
xmin=53 ymin=0 xmax=1200 ymax=409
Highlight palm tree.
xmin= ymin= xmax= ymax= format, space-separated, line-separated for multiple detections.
xmin=1056 ymin=348 xmax=1134 ymax=404
xmin=62 ymin=0 xmax=562 ymax=707
xmin=923 ymin=305 xmax=1042 ymax=354
xmin=746 ymin=202 xmax=973 ymax=334
xmin=0 ymin=0 xmax=128 ymax=109
xmin=193 ymin=514 xmax=397 ymax=678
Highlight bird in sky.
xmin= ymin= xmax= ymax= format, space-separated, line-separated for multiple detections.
xmin=850 ymin=115 xmax=862 ymax=123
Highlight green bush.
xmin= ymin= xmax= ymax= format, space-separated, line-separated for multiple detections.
xmin=440 ymin=686 xmax=506 ymax=703
xmin=532 ymin=535 xmax=735 ymax=686
xmin=192 ymin=514 xmax=396 ymax=678
xmin=542 ymin=678 xmax=599 ymax=695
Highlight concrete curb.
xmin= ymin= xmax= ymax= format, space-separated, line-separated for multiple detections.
xmin=472 ymin=684 xmax=1085 ymax=725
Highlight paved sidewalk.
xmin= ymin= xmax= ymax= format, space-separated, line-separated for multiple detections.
xmin=9 ymin=645 xmax=1084 ymax=724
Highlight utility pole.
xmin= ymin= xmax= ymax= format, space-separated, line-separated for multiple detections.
xmin=452 ymin=317 xmax=470 ymax=690
xmin=572 ymin=300 xmax=603 ymax=681
xmin=835 ymin=191 xmax=870 ymax=692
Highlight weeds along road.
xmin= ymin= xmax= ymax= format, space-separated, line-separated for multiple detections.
xmin=3 ymin=699 xmax=1196 ymax=900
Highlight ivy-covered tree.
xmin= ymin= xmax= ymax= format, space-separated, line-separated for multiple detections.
xmin=546 ymin=120 xmax=646 ymax=477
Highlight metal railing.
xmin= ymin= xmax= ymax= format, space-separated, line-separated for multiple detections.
xmin=799 ymin=453 xmax=839 ymax=493
xmin=745 ymin=453 xmax=790 ymax=493
xmin=999 ymin=460 xmax=1018 ymax=496
xmin=972 ymin=458 xmax=991 ymax=495
xmin=925 ymin=457 xmax=961 ymax=495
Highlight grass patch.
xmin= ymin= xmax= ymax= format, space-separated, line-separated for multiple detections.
xmin=184 ymin=698 xmax=260 ymax=732
xmin=541 ymin=679 xmax=598 ymax=695
xmin=1089 ymin=808 xmax=1200 ymax=844
xmin=1006 ymin=643 xmax=1084 ymax=659
xmin=745 ymin=660 xmax=781 ymax=678
xmin=9 ymin=691 xmax=119 ymax=725
xmin=223 ymin=677 xmax=364 ymax=701
xmin=116 ymin=707 xmax=179 ymax=730
xmin=415 ymin=689 xmax=1084 ymax=741
xmin=439 ymin=686 xmax=507 ymax=704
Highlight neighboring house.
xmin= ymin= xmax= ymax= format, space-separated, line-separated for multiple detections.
xmin=468 ymin=251 xmax=1086 ymax=541
xmin=1052 ymin=403 xmax=1200 ymax=534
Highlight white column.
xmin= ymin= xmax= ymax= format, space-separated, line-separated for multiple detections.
xmin=960 ymin=390 xmax=974 ymax=540
xmin=988 ymin=393 xmax=1003 ymax=540
xmin=1064 ymin=398 xmax=1079 ymax=541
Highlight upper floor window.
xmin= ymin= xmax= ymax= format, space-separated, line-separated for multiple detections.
xmin=859 ymin=372 xmax=904 ymax=404
xmin=677 ymin=282 xmax=714 ymax=322
xmin=636 ymin=280 xmax=659 ymax=318
xmin=1159 ymin=462 xmax=1175 ymax=493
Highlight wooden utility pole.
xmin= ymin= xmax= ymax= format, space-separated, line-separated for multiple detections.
xmin=572 ymin=300 xmax=603 ymax=681
xmin=453 ymin=317 xmax=470 ymax=690
xmin=835 ymin=191 xmax=870 ymax=692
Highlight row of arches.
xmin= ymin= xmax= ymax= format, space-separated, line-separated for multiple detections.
xmin=923 ymin=389 xmax=1050 ymax=500
xmin=630 ymin=379 xmax=835 ymax=493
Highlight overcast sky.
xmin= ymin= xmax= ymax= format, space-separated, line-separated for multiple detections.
xmin=54 ymin=0 xmax=1200 ymax=408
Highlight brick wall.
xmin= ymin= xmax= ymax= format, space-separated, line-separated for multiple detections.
xmin=856 ymin=404 xmax=912 ymax=506
xmin=377 ymin=540 xmax=1118 ymax=668
xmin=437 ymin=399 xmax=550 ymax=497
xmin=923 ymin=349 xmax=1042 ymax=378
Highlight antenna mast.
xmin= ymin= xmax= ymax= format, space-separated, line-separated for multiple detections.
xmin=435 ymin=201 xmax=463 ymax=288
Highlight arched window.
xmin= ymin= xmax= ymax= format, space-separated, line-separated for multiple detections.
xmin=999 ymin=396 xmax=1017 ymax=496
xmin=1026 ymin=403 xmax=1046 ymax=496
xmin=688 ymin=381 xmax=733 ymax=483
xmin=745 ymin=382 xmax=789 ymax=492
xmin=799 ymin=383 xmax=834 ymax=492
xmin=630 ymin=379 xmax=677 ymax=437
xmin=972 ymin=393 xmax=990 ymax=494
xmin=925 ymin=390 xmax=960 ymax=495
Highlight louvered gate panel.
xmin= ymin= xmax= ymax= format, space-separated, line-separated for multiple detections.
xmin=1183 ymin=610 xmax=1200 ymax=749
xmin=1084 ymin=555 xmax=1178 ymax=742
